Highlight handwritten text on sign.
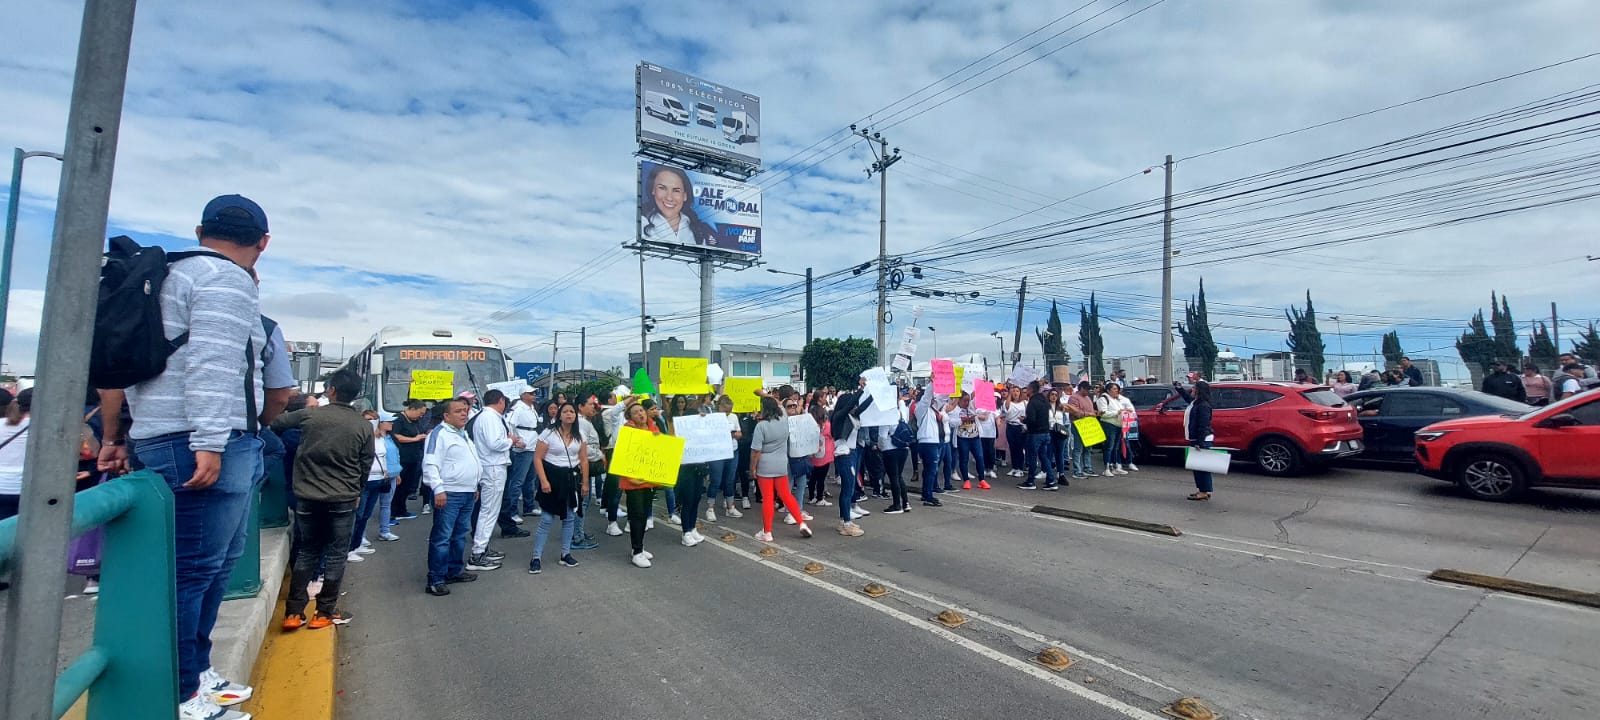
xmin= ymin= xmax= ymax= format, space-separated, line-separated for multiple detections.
xmin=659 ymin=357 xmax=712 ymax=395
xmin=724 ymin=377 xmax=763 ymax=413
xmin=930 ymin=359 xmax=955 ymax=395
xmin=674 ymin=413 xmax=735 ymax=463
xmin=409 ymin=370 xmax=456 ymax=400
xmin=974 ymin=379 xmax=997 ymax=411
xmin=610 ymin=426 xmax=685 ymax=486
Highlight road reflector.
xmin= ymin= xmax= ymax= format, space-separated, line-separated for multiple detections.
xmin=1161 ymin=697 xmax=1218 ymax=720
xmin=720 ymin=532 xmax=736 ymax=542
xmin=1031 ymin=647 xmax=1074 ymax=672
xmin=758 ymin=546 xmax=779 ymax=558
xmin=803 ymin=561 xmax=824 ymax=575
xmin=931 ymin=609 xmax=968 ymax=628
xmin=860 ymin=582 xmax=890 ymax=598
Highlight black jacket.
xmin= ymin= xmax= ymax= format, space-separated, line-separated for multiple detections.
xmin=1481 ymin=370 xmax=1527 ymax=402
xmin=1175 ymin=386 xmax=1213 ymax=443
xmin=1024 ymin=394 xmax=1051 ymax=434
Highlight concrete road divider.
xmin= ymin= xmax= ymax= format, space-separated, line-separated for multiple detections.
xmin=1031 ymin=505 xmax=1182 ymax=536
xmin=1427 ymin=568 xmax=1600 ymax=609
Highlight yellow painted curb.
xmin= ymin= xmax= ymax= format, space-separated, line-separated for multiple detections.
xmin=241 ymin=578 xmax=337 ymax=719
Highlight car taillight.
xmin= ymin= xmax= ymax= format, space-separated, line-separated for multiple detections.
xmin=1299 ymin=409 xmax=1339 ymax=421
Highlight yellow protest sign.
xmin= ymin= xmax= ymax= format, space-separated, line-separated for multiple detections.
xmin=610 ymin=425 xmax=685 ymax=487
xmin=953 ymin=366 xmax=964 ymax=397
xmin=408 ymin=370 xmax=455 ymax=400
xmin=1073 ymin=416 xmax=1106 ymax=447
xmin=659 ymin=357 xmax=712 ymax=395
xmin=724 ymin=377 xmax=763 ymax=413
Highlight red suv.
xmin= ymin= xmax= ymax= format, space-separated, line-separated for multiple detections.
xmin=1415 ymin=390 xmax=1600 ymax=501
xmin=1136 ymin=382 xmax=1364 ymax=476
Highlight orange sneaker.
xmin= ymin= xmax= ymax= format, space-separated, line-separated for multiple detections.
xmin=978 ymin=480 xmax=992 ymax=490
xmin=961 ymin=480 xmax=972 ymax=490
xmin=281 ymin=614 xmax=306 ymax=631
xmin=307 ymin=610 xmax=353 ymax=630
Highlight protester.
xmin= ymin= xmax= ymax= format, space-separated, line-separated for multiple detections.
xmin=1558 ymin=353 xmax=1598 ymax=381
xmin=913 ymin=388 xmax=952 ymax=504
xmin=464 ymin=390 xmax=516 ymax=572
xmin=705 ymin=395 xmax=743 ymax=520
xmin=1558 ymin=364 xmax=1589 ymax=399
xmin=1097 ymin=383 xmax=1136 ymax=476
xmin=976 ymin=390 xmax=998 ymax=480
xmin=952 ymin=395 xmax=989 ymax=490
xmin=389 ymin=399 xmax=429 ymax=519
xmin=829 ymin=390 xmax=865 ymax=535
xmin=1020 ymin=381 xmax=1056 ymax=489
xmin=1001 ymin=386 xmax=1028 ymax=476
xmin=1329 ymin=371 xmax=1358 ymax=398
xmin=618 ymin=401 xmax=661 ymax=567
xmin=1481 ymin=361 xmax=1527 ymax=403
xmin=1175 ymin=381 xmax=1215 ymax=500
xmin=529 ymin=402 xmax=586 ymax=573
xmin=1521 ymin=363 xmax=1553 ymax=406
xmin=782 ymin=395 xmax=817 ymax=526
xmin=347 ymin=411 xmax=401 ymax=558
xmin=0 ymin=389 xmax=26 ymax=524
xmin=423 ymin=398 xmax=482 ymax=596
xmin=601 ymin=389 xmax=632 ymax=536
xmin=1048 ymin=389 xmax=1072 ymax=485
xmin=272 ymin=368 xmax=371 ymax=631
xmin=1399 ymin=357 xmax=1425 ymax=386
xmin=571 ymin=394 xmax=606 ymax=549
xmin=665 ymin=399 xmax=710 ymax=547
xmin=750 ymin=395 xmax=812 ymax=541
xmin=500 ymin=386 xmax=540 ymax=535
xmin=807 ymin=402 xmax=835 ymax=506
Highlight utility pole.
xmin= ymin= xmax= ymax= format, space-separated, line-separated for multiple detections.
xmin=699 ymin=256 xmax=713 ymax=361
xmin=1011 ymin=276 xmax=1027 ymax=366
xmin=1159 ymin=154 xmax=1175 ymax=384
xmin=855 ymin=125 xmax=900 ymax=367
xmin=550 ymin=330 xmax=559 ymax=395
xmin=804 ymin=266 xmax=813 ymax=345
xmin=2 ymin=148 xmax=64 ymax=366
xmin=579 ymin=326 xmax=586 ymax=385
xmin=2 ymin=2 xmax=137 ymax=718
xmin=1552 ymin=302 xmax=1559 ymax=352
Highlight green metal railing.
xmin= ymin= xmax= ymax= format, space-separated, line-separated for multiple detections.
xmin=0 ymin=471 xmax=177 ymax=720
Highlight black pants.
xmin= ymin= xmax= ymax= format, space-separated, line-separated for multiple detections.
xmin=625 ymin=487 xmax=654 ymax=554
xmin=287 ymin=498 xmax=358 ymax=617
xmin=807 ymin=463 xmax=831 ymax=501
xmin=602 ymin=454 xmax=623 ymax=522
xmin=736 ymin=444 xmax=753 ymax=499
xmin=981 ymin=438 xmax=997 ymax=471
xmin=391 ymin=460 xmax=422 ymax=517
xmin=883 ymin=447 xmax=909 ymax=508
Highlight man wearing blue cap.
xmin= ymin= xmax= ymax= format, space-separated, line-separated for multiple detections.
xmin=97 ymin=194 xmax=271 ymax=720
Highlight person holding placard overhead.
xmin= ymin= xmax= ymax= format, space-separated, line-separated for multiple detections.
xmin=528 ymin=403 xmax=586 ymax=574
xmin=618 ymin=401 xmax=662 ymax=567
xmin=1175 ymin=381 xmax=1215 ymax=501
xmin=750 ymin=395 xmax=812 ymax=542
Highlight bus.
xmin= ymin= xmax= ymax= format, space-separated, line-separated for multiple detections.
xmin=341 ymin=326 xmax=510 ymax=413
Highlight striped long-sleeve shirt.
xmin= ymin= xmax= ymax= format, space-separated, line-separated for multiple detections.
xmin=126 ymin=251 xmax=265 ymax=454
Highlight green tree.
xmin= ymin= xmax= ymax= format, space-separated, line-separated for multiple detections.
xmin=1078 ymin=293 xmax=1105 ymax=382
xmin=1529 ymin=321 xmax=1557 ymax=371
xmin=1178 ymin=279 xmax=1218 ymax=381
xmin=558 ymin=374 xmax=625 ymax=403
xmin=799 ymin=337 xmax=878 ymax=390
xmin=1456 ymin=308 xmax=1495 ymax=384
xmin=1573 ymin=322 xmax=1600 ymax=362
xmin=1490 ymin=292 xmax=1521 ymax=365
xmin=1285 ymin=290 xmax=1327 ymax=378
xmin=1036 ymin=300 xmax=1070 ymax=376
xmin=1381 ymin=331 xmax=1404 ymax=367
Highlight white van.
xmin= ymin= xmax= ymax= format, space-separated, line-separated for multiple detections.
xmin=695 ymin=102 xmax=717 ymax=127
xmin=644 ymin=91 xmax=689 ymax=125
xmin=721 ymin=111 xmax=759 ymax=144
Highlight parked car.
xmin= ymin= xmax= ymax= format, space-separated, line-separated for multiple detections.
xmin=1121 ymin=383 xmax=1179 ymax=410
xmin=1345 ymin=387 xmax=1531 ymax=462
xmin=1137 ymin=382 xmax=1364 ymax=476
xmin=1414 ymin=390 xmax=1600 ymax=501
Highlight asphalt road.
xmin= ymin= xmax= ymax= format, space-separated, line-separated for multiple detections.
xmin=335 ymin=459 xmax=1600 ymax=720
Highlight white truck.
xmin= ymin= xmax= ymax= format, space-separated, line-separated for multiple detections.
xmin=643 ymin=90 xmax=689 ymax=125
xmin=721 ymin=110 xmax=759 ymax=144
xmin=695 ymin=102 xmax=718 ymax=127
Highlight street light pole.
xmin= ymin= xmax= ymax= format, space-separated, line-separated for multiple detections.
xmin=991 ymin=332 xmax=1004 ymax=369
xmin=2 ymin=148 xmax=66 ymax=366
xmin=765 ymin=266 xmax=813 ymax=345
xmin=927 ymin=326 xmax=937 ymax=359
xmin=1329 ymin=315 xmax=1346 ymax=372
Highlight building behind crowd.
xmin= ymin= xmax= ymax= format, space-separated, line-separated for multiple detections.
xmin=627 ymin=338 xmax=805 ymax=390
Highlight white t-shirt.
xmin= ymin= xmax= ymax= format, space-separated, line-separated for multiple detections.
xmin=725 ymin=413 xmax=741 ymax=454
xmin=0 ymin=421 xmax=27 ymax=495
xmin=976 ymin=410 xmax=997 ymax=439
xmin=368 ymin=435 xmax=390 ymax=481
xmin=1002 ymin=401 xmax=1026 ymax=426
xmin=538 ymin=428 xmax=584 ymax=468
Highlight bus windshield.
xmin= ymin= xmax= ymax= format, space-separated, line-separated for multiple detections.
xmin=379 ymin=346 xmax=507 ymax=412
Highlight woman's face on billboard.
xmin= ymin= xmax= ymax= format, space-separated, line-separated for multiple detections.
xmin=653 ymin=170 xmax=686 ymax=221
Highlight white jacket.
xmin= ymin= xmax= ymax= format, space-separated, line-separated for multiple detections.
xmin=423 ymin=424 xmax=481 ymax=493
xmin=506 ymin=400 xmax=541 ymax=449
xmin=469 ymin=406 xmax=513 ymax=467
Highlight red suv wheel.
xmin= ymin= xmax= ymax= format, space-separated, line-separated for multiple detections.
xmin=1455 ymin=451 xmax=1527 ymax=501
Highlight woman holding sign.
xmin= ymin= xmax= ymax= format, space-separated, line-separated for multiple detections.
xmin=617 ymin=401 xmax=662 ymax=567
xmin=1175 ymin=381 xmax=1215 ymax=501
xmin=750 ymin=396 xmax=812 ymax=542
xmin=529 ymin=403 xmax=587 ymax=574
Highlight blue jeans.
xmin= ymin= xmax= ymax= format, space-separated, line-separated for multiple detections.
xmin=787 ymin=456 xmax=811 ymax=513
xmin=939 ymin=443 xmax=955 ymax=489
xmin=916 ymin=443 xmax=942 ymax=500
xmin=533 ymin=510 xmax=576 ymax=558
xmin=1102 ymin=423 xmax=1126 ymax=468
xmin=707 ymin=458 xmax=737 ymax=502
xmin=1026 ymin=432 xmax=1055 ymax=481
xmin=1070 ymin=425 xmax=1094 ymax=476
xmin=427 ymin=491 xmax=476 ymax=586
xmin=130 ymin=430 xmax=262 ymax=701
xmin=349 ymin=477 xmax=389 ymax=551
xmin=834 ymin=450 xmax=859 ymax=522
xmin=501 ymin=450 xmax=536 ymax=522
xmin=955 ymin=436 xmax=983 ymax=481
xmin=1192 ymin=441 xmax=1215 ymax=493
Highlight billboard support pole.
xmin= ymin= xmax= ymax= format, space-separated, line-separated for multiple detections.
xmin=699 ymin=256 xmax=714 ymax=361
xmin=638 ymin=249 xmax=648 ymax=358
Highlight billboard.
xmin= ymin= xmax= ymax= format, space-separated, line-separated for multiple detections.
xmin=638 ymin=160 xmax=762 ymax=255
xmin=637 ymin=62 xmax=761 ymax=166
xmin=513 ymin=362 xmax=558 ymax=384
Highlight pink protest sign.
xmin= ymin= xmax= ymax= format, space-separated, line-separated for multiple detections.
xmin=930 ymin=359 xmax=955 ymax=395
xmin=973 ymin=380 xmax=997 ymax=411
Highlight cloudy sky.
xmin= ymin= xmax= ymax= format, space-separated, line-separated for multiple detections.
xmin=4 ymin=0 xmax=1597 ymax=381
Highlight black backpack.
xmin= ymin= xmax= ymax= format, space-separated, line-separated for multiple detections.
xmin=89 ymin=236 xmax=220 ymax=389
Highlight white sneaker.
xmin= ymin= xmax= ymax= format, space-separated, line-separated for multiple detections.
xmin=200 ymin=666 xmax=254 ymax=707
xmin=530 ymin=507 xmax=543 ymax=516
xmin=379 ymin=532 xmax=400 ymax=542
xmin=852 ymin=506 xmax=871 ymax=519
xmin=646 ymin=516 xmax=655 ymax=531
xmin=783 ymin=513 xmax=798 ymax=525
xmin=691 ymin=529 xmax=706 ymax=543
xmin=605 ymin=522 xmax=623 ymax=536
xmin=682 ymin=531 xmax=702 ymax=547
xmin=359 ymin=537 xmax=372 ymax=548
xmin=669 ymin=513 xmax=681 ymax=525
xmin=1103 ymin=469 xmax=1116 ymax=477
xmin=617 ymin=507 xmax=627 ymax=518
xmin=801 ymin=511 xmax=814 ymax=521
xmin=705 ymin=507 xmax=716 ymax=522
xmin=353 ymin=545 xmax=376 ymax=555
xmin=179 ymin=692 xmax=250 ymax=720
xmin=798 ymin=523 xmax=813 ymax=538
xmin=1126 ymin=463 xmax=1139 ymax=472
xmin=511 ymin=514 xmax=524 ymax=524
xmin=631 ymin=552 xmax=652 ymax=568
xmin=642 ymin=550 xmax=654 ymax=560
xmin=725 ymin=505 xmax=743 ymax=518
xmin=755 ymin=530 xmax=774 ymax=542
xmin=345 ymin=552 xmax=364 ymax=563
xmin=741 ymin=497 xmax=752 ymax=509
xmin=986 ymin=470 xmax=997 ymax=479
xmin=1113 ymin=468 xmax=1129 ymax=476
xmin=815 ymin=499 xmax=833 ymax=506
xmin=1033 ymin=472 xmax=1047 ymax=480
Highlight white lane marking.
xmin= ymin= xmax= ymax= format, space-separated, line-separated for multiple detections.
xmin=714 ymin=525 xmax=1184 ymax=696
xmin=703 ymin=535 xmax=1171 ymax=720
xmin=1189 ymin=542 xmax=1422 ymax=582
xmin=1183 ymin=532 xmax=1430 ymax=574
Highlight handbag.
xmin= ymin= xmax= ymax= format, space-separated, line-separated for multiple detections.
xmin=1184 ymin=447 xmax=1231 ymax=475
xmin=1072 ymin=416 xmax=1106 ymax=446
xmin=891 ymin=420 xmax=915 ymax=447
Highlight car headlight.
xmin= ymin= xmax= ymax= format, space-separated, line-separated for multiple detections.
xmin=1415 ymin=430 xmax=1451 ymax=442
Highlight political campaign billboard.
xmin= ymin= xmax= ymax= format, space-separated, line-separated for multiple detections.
xmin=637 ymin=62 xmax=761 ymax=167
xmin=638 ymin=160 xmax=762 ymax=256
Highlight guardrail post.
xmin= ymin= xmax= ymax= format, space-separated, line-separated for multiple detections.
xmin=258 ymin=456 xmax=289 ymax=529
xmin=224 ymin=488 xmax=262 ymax=600
xmin=87 ymin=470 xmax=176 ymax=720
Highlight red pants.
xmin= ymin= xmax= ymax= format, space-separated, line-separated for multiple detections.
xmin=757 ymin=476 xmax=804 ymax=533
